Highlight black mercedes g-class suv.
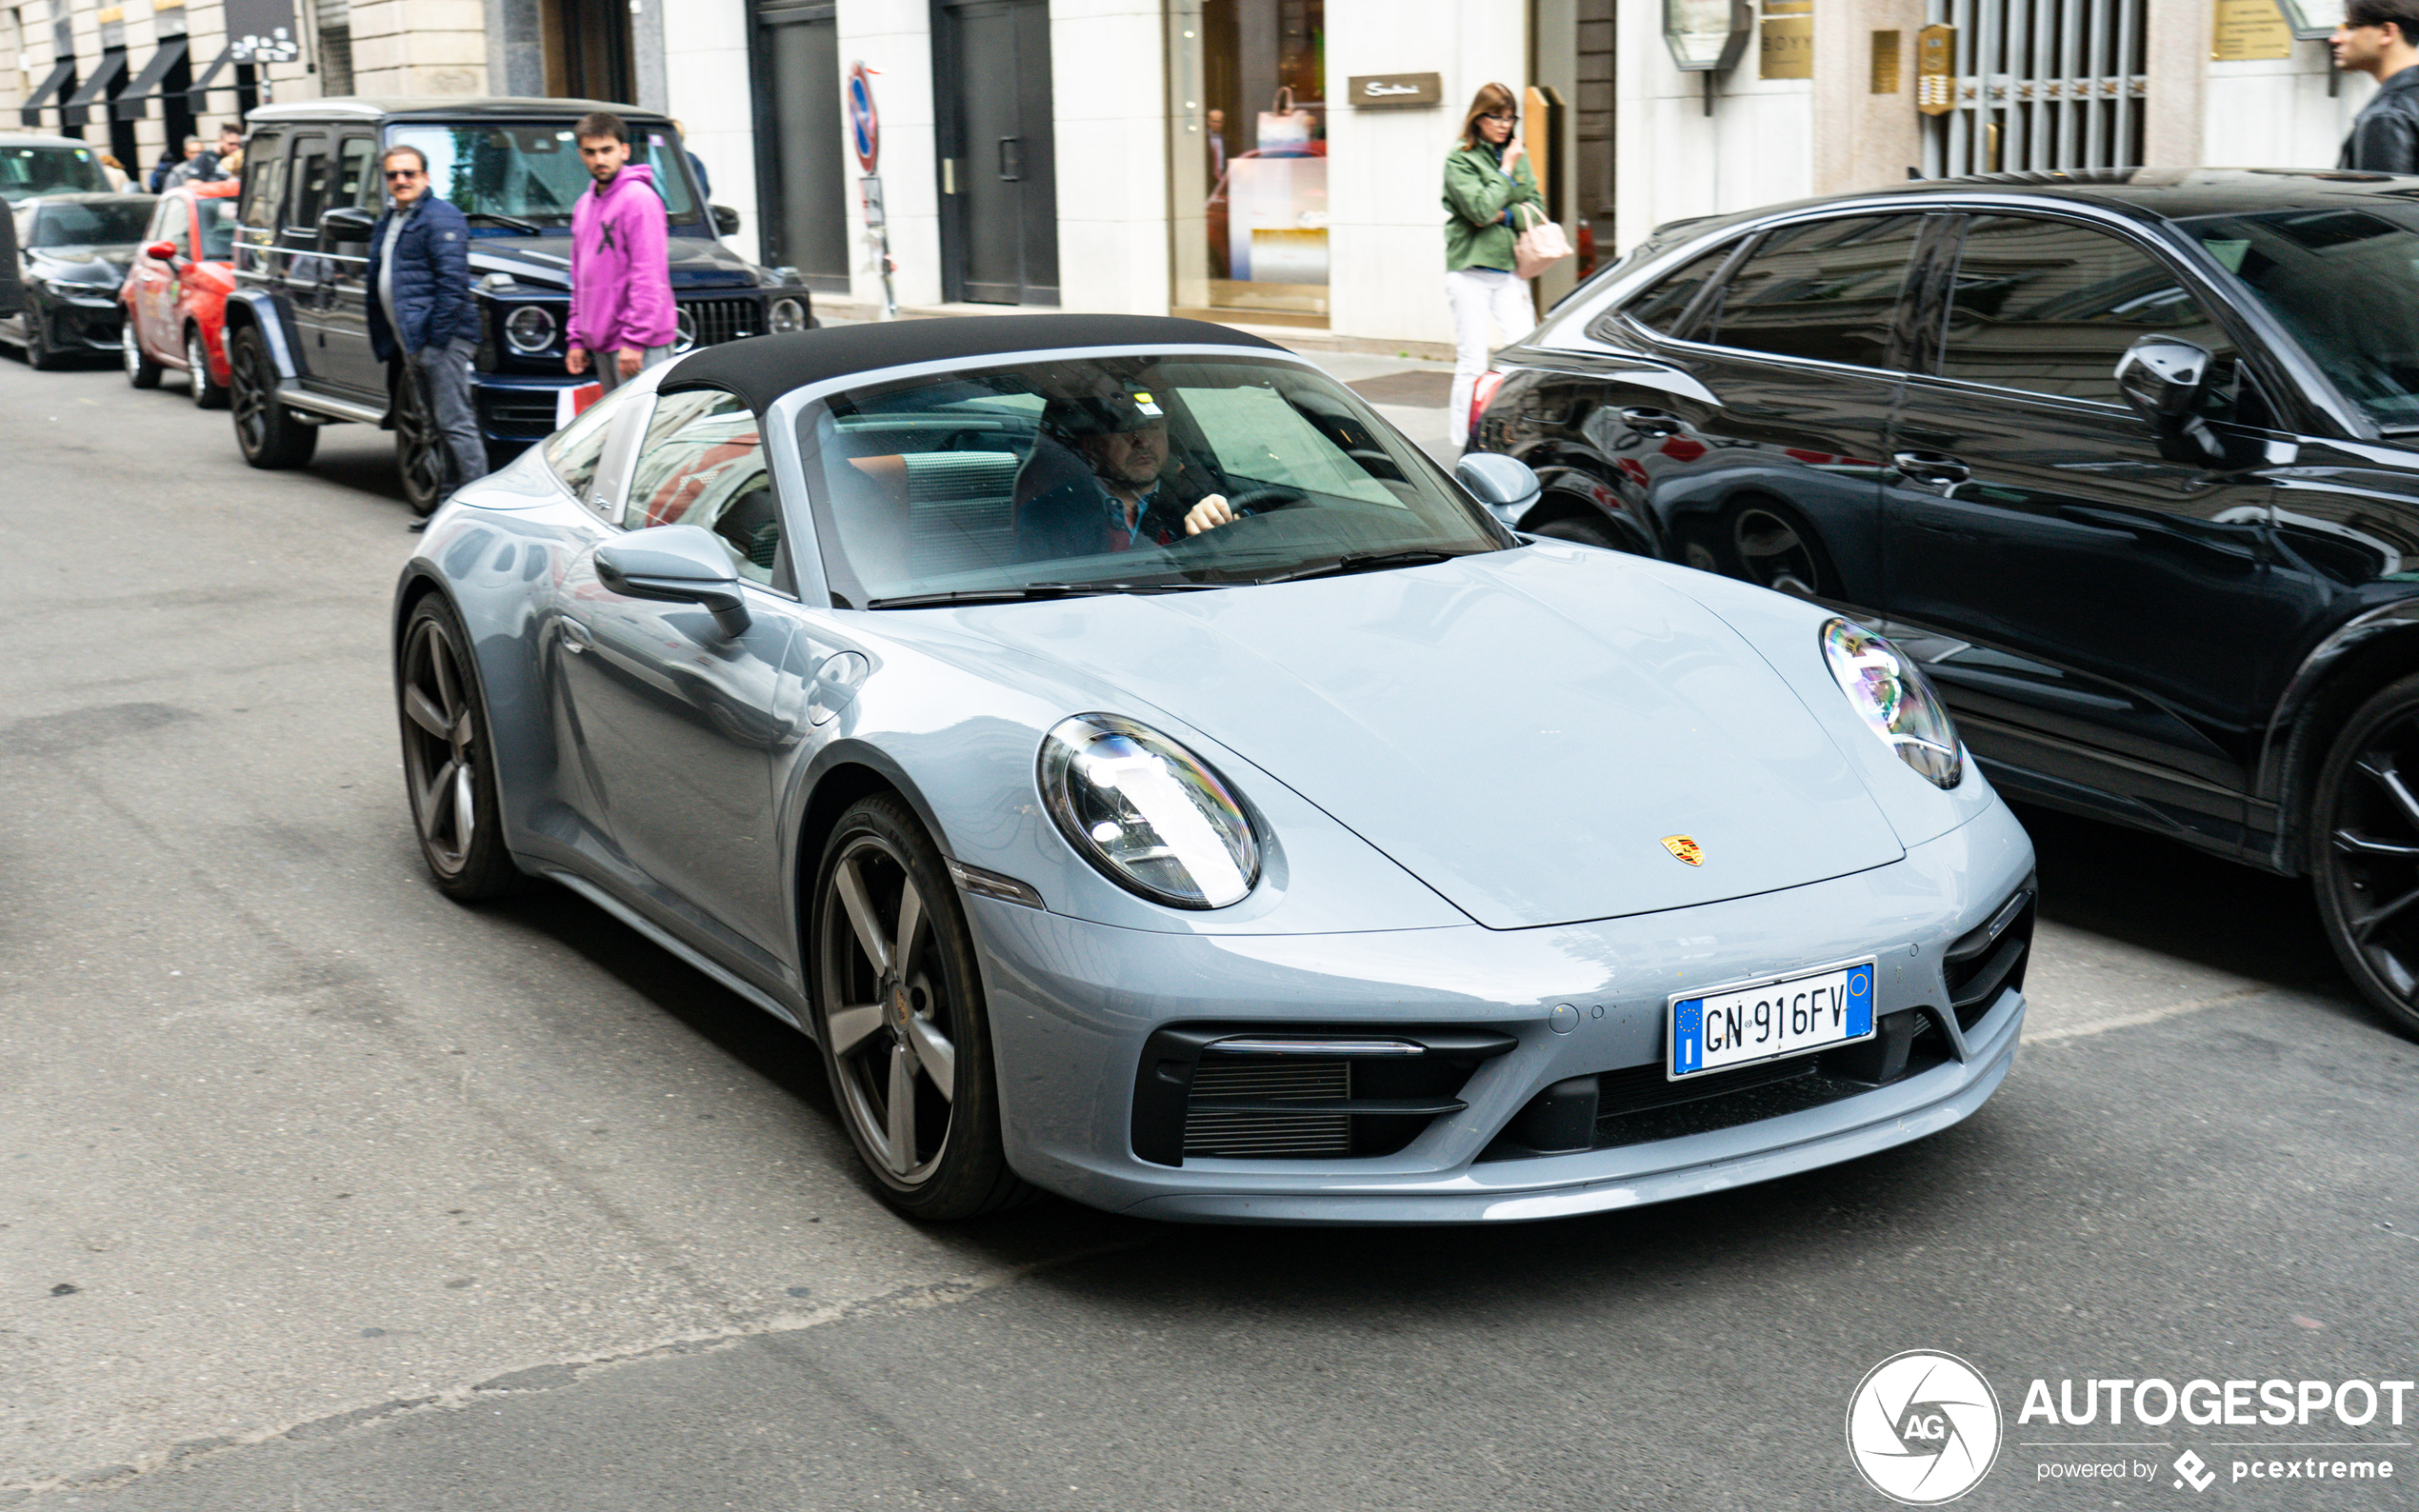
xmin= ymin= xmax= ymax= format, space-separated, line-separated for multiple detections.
xmin=223 ymin=98 xmax=811 ymax=511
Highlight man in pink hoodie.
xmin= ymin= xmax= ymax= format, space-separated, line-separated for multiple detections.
xmin=566 ymin=112 xmax=677 ymax=392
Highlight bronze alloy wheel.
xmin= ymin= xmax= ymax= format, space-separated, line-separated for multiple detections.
xmin=2314 ymin=670 xmax=2419 ymax=1039
xmin=396 ymin=596 xmax=518 ymax=900
xmin=812 ymin=797 xmax=1030 ymax=1219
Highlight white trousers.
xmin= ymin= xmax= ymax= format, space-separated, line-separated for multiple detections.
xmin=1446 ymin=267 xmax=1535 ymax=448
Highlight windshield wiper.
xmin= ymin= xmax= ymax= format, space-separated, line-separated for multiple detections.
xmin=465 ymin=211 xmax=543 ymax=234
xmin=864 ymin=581 xmax=1224 ymax=609
xmin=1257 ymin=548 xmax=1469 ymax=586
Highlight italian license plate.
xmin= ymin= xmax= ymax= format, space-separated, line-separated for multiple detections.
xmin=1669 ymin=959 xmax=1876 ymax=1080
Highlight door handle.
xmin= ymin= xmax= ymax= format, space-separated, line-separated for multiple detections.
xmin=998 ymin=137 xmax=1022 ymax=182
xmin=1618 ymin=406 xmax=1683 ymax=438
xmin=559 ymin=619 xmax=593 ymax=655
xmin=1891 ymin=450 xmax=1971 ymax=487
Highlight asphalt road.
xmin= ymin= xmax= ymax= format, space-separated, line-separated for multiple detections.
xmin=3 ymin=351 xmax=2415 ymax=1511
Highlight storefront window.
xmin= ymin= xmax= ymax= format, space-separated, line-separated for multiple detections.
xmin=1168 ymin=0 xmax=1328 ymax=323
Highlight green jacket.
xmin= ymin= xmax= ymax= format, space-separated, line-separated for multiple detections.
xmin=1443 ymin=142 xmax=1543 ymax=273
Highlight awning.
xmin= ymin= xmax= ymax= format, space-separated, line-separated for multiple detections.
xmin=113 ymin=40 xmax=189 ymax=121
xmin=63 ymin=51 xmax=127 ymax=109
xmin=186 ymin=43 xmax=233 ymax=113
xmin=17 ymin=57 xmax=73 ymax=127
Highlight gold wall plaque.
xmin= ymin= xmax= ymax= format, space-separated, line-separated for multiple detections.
xmin=1870 ymin=30 xmax=1903 ymax=92
xmin=1761 ymin=0 xmax=1813 ymax=79
xmin=1916 ymin=23 xmax=1957 ymax=115
xmin=2211 ymin=0 xmax=2294 ymax=59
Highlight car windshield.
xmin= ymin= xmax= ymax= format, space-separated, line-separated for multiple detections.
xmin=28 ymin=200 xmax=150 ymax=247
xmin=797 ymin=354 xmax=1509 ymax=607
xmin=0 ymin=144 xmax=109 ymax=202
xmin=387 ymin=123 xmax=702 ymax=229
xmin=2180 ymin=201 xmax=2419 ymax=429
xmin=194 ymin=197 xmax=234 ymax=260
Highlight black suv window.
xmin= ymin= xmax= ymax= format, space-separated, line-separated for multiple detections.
xmin=1942 ymin=214 xmax=2231 ymax=404
xmin=286 ymin=135 xmax=330 ymax=233
xmin=1620 ymin=243 xmax=1734 ymax=339
xmin=239 ymin=134 xmax=285 ymax=229
xmin=1699 ymin=215 xmax=1925 ymax=368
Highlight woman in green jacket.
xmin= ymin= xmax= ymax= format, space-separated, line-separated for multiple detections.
xmin=1444 ymin=81 xmax=1544 ymax=448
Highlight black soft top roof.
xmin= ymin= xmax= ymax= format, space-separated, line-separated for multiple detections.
xmin=665 ymin=314 xmax=1288 ymax=414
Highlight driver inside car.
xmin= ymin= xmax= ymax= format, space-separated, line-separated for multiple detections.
xmin=1011 ymin=388 xmax=1248 ymax=562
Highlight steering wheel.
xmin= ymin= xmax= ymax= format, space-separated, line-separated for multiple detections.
xmin=1227 ymin=485 xmax=1307 ymax=515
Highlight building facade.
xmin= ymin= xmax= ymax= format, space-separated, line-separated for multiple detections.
xmin=4 ymin=0 xmax=2380 ymax=350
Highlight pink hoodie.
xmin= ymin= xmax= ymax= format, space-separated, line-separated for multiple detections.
xmin=568 ymin=162 xmax=678 ymax=352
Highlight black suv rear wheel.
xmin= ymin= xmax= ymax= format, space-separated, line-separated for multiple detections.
xmin=394 ymin=368 xmax=448 ymax=517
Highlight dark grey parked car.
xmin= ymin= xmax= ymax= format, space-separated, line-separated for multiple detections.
xmin=0 ymin=192 xmax=152 ymax=368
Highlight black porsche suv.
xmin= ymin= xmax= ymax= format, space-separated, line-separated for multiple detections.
xmin=222 ymin=98 xmax=812 ymax=511
xmin=1471 ymin=168 xmax=2419 ymax=1036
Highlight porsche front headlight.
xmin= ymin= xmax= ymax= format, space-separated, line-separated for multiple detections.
xmin=1820 ymin=618 xmax=1963 ymax=789
xmin=1039 ymin=714 xmax=1261 ymax=908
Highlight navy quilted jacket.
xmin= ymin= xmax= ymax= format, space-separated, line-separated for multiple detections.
xmin=366 ymin=194 xmax=481 ymax=361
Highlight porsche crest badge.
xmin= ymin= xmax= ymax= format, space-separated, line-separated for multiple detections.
xmin=1661 ymin=835 xmax=1704 ymax=866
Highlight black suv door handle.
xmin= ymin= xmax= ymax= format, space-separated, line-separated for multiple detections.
xmin=1892 ymin=450 xmax=1971 ymax=486
xmin=1618 ymin=406 xmax=1682 ymax=438
xmin=998 ymin=137 xmax=1022 ymax=182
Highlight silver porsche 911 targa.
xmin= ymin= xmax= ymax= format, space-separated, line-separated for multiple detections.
xmin=391 ymin=314 xmax=2035 ymax=1224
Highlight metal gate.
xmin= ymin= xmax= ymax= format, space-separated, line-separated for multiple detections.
xmin=1921 ymin=0 xmax=2148 ymax=177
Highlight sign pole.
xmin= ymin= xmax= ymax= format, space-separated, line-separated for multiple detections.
xmin=848 ymin=62 xmax=896 ymax=320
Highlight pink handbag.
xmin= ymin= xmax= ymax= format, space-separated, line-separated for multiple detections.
xmin=1513 ymin=204 xmax=1573 ymax=280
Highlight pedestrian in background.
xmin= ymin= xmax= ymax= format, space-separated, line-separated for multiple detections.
xmin=96 ymin=153 xmax=129 ymax=190
xmin=367 ymin=144 xmax=488 ymax=513
xmin=567 ymin=111 xmax=676 ymax=393
xmin=670 ymin=118 xmax=712 ymax=201
xmin=1443 ymin=82 xmax=1542 ymax=450
xmin=2335 ymin=0 xmax=2419 ymax=171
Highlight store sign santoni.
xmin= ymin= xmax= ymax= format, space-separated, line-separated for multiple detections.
xmin=1345 ymin=73 xmax=1442 ymax=109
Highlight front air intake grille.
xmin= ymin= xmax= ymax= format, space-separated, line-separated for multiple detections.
xmin=1945 ymin=879 xmax=2035 ymax=1031
xmin=1183 ymin=1059 xmax=1350 ymax=1157
xmin=1132 ymin=1025 xmax=1518 ymax=1165
xmin=482 ymin=395 xmax=560 ymax=439
xmin=676 ymin=297 xmax=761 ymax=349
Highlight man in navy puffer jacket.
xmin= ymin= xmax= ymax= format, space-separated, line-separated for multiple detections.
xmin=368 ymin=144 xmax=487 ymax=507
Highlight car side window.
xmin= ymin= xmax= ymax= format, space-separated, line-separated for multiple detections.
xmin=542 ymin=387 xmax=629 ymax=506
xmin=161 ymin=198 xmax=192 ymax=258
xmin=625 ymin=390 xmax=780 ymax=586
xmin=1942 ymin=214 xmax=2235 ymax=405
xmin=1699 ymin=214 xmax=1927 ymax=368
xmin=333 ymin=136 xmax=377 ymax=213
xmin=239 ymin=136 xmax=285 ymax=231
xmin=285 ymin=137 xmax=330 ymax=234
xmin=1618 ymin=243 xmax=1735 ymax=340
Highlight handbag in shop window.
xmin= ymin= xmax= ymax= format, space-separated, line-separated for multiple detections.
xmin=1513 ymin=203 xmax=1573 ymax=280
xmin=1255 ymin=87 xmax=1318 ymax=154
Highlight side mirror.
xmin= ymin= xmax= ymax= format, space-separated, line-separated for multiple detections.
xmin=595 ymin=524 xmax=751 ymax=636
xmin=319 ymin=207 xmax=376 ymax=243
xmin=1455 ymin=451 xmax=1542 ymax=528
xmin=2114 ymin=334 xmax=2210 ymax=421
xmin=711 ymin=204 xmax=741 ymax=238
xmin=144 ymin=239 xmax=179 ymax=264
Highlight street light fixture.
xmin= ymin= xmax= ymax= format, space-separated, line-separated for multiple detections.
xmin=1664 ymin=0 xmax=1754 ymax=113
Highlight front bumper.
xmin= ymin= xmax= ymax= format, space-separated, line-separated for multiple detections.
xmin=473 ymin=371 xmax=586 ymax=446
xmin=46 ymin=292 xmax=125 ymax=349
xmin=969 ymin=799 xmax=2035 ymax=1224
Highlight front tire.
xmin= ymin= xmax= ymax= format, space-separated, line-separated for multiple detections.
xmin=811 ymin=796 xmax=1032 ymax=1220
xmin=230 ymin=326 xmax=318 ymax=468
xmin=24 ymin=304 xmax=63 ymax=370
xmin=123 ymin=321 xmax=162 ymax=388
xmin=2312 ymin=672 xmax=2419 ymax=1040
xmin=396 ymin=595 xmax=521 ymax=902
xmin=188 ymin=328 xmax=228 ymax=408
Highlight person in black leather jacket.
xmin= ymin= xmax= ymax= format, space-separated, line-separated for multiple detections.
xmin=2335 ymin=0 xmax=2419 ymax=171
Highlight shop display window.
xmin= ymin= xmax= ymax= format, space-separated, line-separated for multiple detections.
xmin=1168 ymin=0 xmax=1328 ymax=322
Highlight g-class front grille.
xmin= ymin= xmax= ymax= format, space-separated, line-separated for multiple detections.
xmin=674 ymin=297 xmax=761 ymax=349
xmin=1132 ymin=1025 xmax=1517 ymax=1164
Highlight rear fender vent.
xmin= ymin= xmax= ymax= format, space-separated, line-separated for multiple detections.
xmin=1945 ymin=879 xmax=2036 ymax=1032
xmin=1132 ymin=1025 xmax=1518 ymax=1165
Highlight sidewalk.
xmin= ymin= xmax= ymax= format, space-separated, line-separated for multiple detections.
xmin=810 ymin=305 xmax=1459 ymax=467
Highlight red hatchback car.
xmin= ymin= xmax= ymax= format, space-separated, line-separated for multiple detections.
xmin=121 ymin=179 xmax=240 ymax=407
